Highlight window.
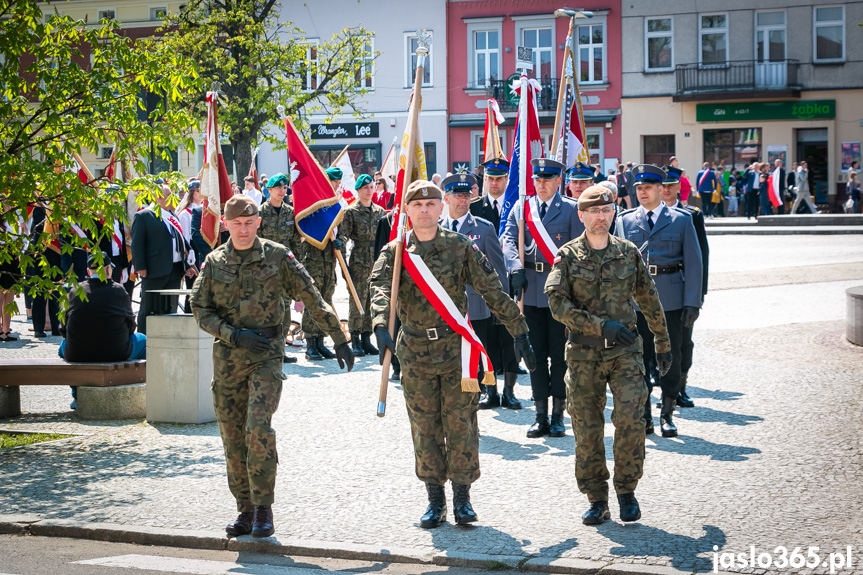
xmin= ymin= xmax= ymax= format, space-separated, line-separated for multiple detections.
xmin=471 ymin=130 xmax=507 ymax=169
xmin=586 ymin=128 xmax=603 ymax=166
xmin=100 ymin=147 xmax=114 ymax=160
xmin=699 ymin=13 xmax=728 ymax=67
xmin=643 ymin=135 xmax=675 ymax=167
xmin=577 ymin=21 xmax=605 ymax=83
xmin=405 ymin=32 xmax=432 ymax=87
xmin=703 ymin=128 xmax=762 ymax=172
xmin=522 ymin=27 xmax=553 ymax=80
xmin=150 ymin=7 xmax=167 ymax=20
xmin=98 ymin=9 xmax=116 ymax=21
xmin=153 ymin=148 xmax=179 ymax=174
xmin=645 ymin=17 xmax=673 ymax=72
xmin=300 ymin=41 xmax=319 ymax=92
xmin=355 ymin=37 xmax=374 ymax=90
xmin=424 ymin=143 xmax=436 ymax=177
xmin=814 ymin=6 xmax=844 ymax=62
xmin=473 ymin=30 xmax=500 ymax=88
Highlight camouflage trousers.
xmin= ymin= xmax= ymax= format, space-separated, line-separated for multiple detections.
xmin=212 ymin=352 xmax=284 ymax=511
xmin=401 ymin=354 xmax=480 ymax=486
xmin=566 ymin=352 xmax=647 ymax=503
xmin=346 ymin=262 xmax=373 ymax=333
xmin=301 ymin=259 xmax=336 ymax=337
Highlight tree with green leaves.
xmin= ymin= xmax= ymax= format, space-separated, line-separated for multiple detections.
xmin=160 ymin=0 xmax=377 ymax=180
xmin=0 ymin=0 xmax=200 ymax=310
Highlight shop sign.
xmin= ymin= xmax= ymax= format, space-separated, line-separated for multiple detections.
xmin=310 ymin=122 xmax=379 ymax=139
xmin=696 ymin=100 xmax=836 ymax=122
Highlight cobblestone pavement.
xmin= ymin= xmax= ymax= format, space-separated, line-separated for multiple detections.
xmin=1 ymin=236 xmax=862 ymax=574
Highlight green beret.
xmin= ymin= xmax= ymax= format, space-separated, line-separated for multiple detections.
xmin=325 ymin=167 xmax=343 ymax=181
xmin=224 ymin=194 xmax=259 ymax=220
xmin=404 ymin=180 xmax=443 ymax=204
xmin=266 ymin=173 xmax=289 ymax=188
xmin=578 ymin=185 xmax=615 ymax=211
xmin=355 ymin=174 xmax=373 ymax=190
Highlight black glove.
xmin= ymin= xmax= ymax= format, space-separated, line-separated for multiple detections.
xmin=374 ymin=325 xmax=396 ymax=366
xmin=334 ymin=342 xmax=355 ymax=372
xmin=332 ymin=238 xmax=344 ymax=251
xmin=509 ymin=269 xmax=527 ymax=302
xmin=230 ymin=329 xmax=270 ymax=354
xmin=601 ymin=321 xmax=637 ymax=347
xmin=656 ymin=352 xmax=673 ymax=376
xmin=513 ymin=334 xmax=537 ymax=372
xmin=681 ymin=306 xmax=700 ymax=329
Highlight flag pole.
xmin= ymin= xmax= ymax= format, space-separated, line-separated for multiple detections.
xmin=330 ymin=143 xmax=351 ymax=168
xmin=556 ymin=18 xmax=575 ymax=196
xmin=516 ymin=57 xmax=530 ymax=313
xmin=551 ymin=17 xmax=574 ymax=163
xmin=332 ymin=230 xmax=364 ymax=314
xmin=377 ymin=30 xmax=430 ymax=418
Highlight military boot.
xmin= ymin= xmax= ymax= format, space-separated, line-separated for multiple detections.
xmin=316 ymin=336 xmax=337 ymax=359
xmin=660 ymin=396 xmax=678 ymax=438
xmin=251 ymin=505 xmax=274 ymax=538
xmin=644 ymin=396 xmax=654 ymax=435
xmin=500 ymin=372 xmax=522 ymax=409
xmin=617 ymin=493 xmax=641 ymax=522
xmin=452 ymin=483 xmax=478 ymax=525
xmin=419 ymin=483 xmax=446 ymax=529
xmin=582 ymin=501 xmax=610 ymax=526
xmin=478 ymin=385 xmax=500 ymax=409
xmin=305 ymin=336 xmax=323 ymax=361
xmin=527 ymin=399 xmax=550 ymax=438
xmin=361 ymin=332 xmax=379 ymax=355
xmin=225 ymin=511 xmax=254 ymax=537
xmin=677 ymin=373 xmax=695 ymax=408
xmin=549 ymin=397 xmax=567 ymax=437
xmin=350 ymin=332 xmax=366 ymax=357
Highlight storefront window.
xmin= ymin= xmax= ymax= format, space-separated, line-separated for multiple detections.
xmin=703 ymin=128 xmax=761 ymax=172
xmin=643 ymin=134 xmax=675 ymax=167
xmin=311 ymin=147 xmax=379 ymax=178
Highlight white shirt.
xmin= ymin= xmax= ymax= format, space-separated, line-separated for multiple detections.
xmin=243 ymin=188 xmax=263 ymax=206
xmin=161 ymin=211 xmax=184 ymax=263
xmin=445 ymin=212 xmax=470 ymax=233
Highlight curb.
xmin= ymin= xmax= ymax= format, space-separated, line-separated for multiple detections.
xmin=706 ymin=226 xmax=863 ymax=235
xmin=0 ymin=516 xmax=700 ymax=575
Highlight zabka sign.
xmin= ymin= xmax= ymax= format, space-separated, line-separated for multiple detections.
xmin=310 ymin=122 xmax=379 ymax=139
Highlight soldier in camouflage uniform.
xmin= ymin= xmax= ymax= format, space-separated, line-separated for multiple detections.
xmin=370 ymin=180 xmax=536 ymax=529
xmin=299 ymin=166 xmax=345 ymax=360
xmin=337 ymin=173 xmax=385 ymax=357
xmin=545 ymin=186 xmax=671 ymax=526
xmin=257 ymin=173 xmax=303 ymax=364
xmin=191 ymin=195 xmax=354 ymax=539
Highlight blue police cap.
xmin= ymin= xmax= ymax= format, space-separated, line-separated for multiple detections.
xmin=663 ymin=165 xmax=683 ymax=184
xmin=567 ymin=161 xmax=594 ymax=181
xmin=633 ymin=164 xmax=667 ymax=184
xmin=530 ymin=158 xmax=565 ymax=179
xmin=482 ymin=158 xmax=510 ymax=176
xmin=441 ymin=172 xmax=474 ymax=193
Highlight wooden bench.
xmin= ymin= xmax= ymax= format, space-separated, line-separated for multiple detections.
xmin=0 ymin=359 xmax=146 ymax=419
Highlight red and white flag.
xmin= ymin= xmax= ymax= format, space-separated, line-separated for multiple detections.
xmin=332 ymin=150 xmax=357 ymax=205
xmin=200 ymin=92 xmax=234 ymax=248
xmin=767 ymin=168 xmax=783 ymax=208
xmin=555 ymin=80 xmax=589 ymax=165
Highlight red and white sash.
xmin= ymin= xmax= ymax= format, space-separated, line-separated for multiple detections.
xmin=524 ymin=196 xmax=559 ymax=265
xmin=697 ymin=169 xmax=711 ymax=189
xmin=401 ymin=231 xmax=494 ymax=392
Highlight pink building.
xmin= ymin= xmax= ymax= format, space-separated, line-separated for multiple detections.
xmin=446 ymin=0 xmax=622 ymax=176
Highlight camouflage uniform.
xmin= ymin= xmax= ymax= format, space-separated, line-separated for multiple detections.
xmin=338 ymin=200 xmax=385 ymax=333
xmin=258 ymin=200 xmax=303 ymax=330
xmin=545 ymin=233 xmax=669 ymax=503
xmin=370 ymin=227 xmax=528 ymax=485
xmin=300 ymin=241 xmax=338 ymax=339
xmin=190 ymin=237 xmax=346 ymax=511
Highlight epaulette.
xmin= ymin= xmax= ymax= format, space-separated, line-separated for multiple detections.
xmin=473 ymin=215 xmax=494 ymax=229
xmin=672 ymin=206 xmax=692 ymax=217
xmin=470 ymin=196 xmax=482 ymax=204
xmin=619 ymin=207 xmax=637 ymax=216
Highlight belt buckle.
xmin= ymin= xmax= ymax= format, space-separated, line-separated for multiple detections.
xmin=426 ymin=327 xmax=439 ymax=341
xmin=648 ymin=264 xmax=658 ymax=276
xmin=604 ymin=338 xmax=616 ymax=349
xmin=535 ymin=262 xmax=544 ymax=273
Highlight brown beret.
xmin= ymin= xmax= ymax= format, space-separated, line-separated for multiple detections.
xmin=404 ymin=179 xmax=443 ymax=204
xmin=578 ymin=185 xmax=615 ymax=211
xmin=224 ymin=194 xmax=259 ymax=220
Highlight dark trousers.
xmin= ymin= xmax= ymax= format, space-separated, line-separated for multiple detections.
xmin=473 ymin=317 xmax=517 ymax=376
xmin=759 ymin=191 xmax=773 ymax=215
xmin=137 ymin=262 xmax=185 ymax=334
xmin=30 ymin=250 xmax=61 ymax=333
xmin=636 ymin=308 xmax=684 ymax=399
xmin=701 ymin=192 xmax=714 ymax=216
xmin=524 ymin=305 xmax=566 ymax=401
xmin=745 ymin=192 xmax=760 ymax=218
xmin=680 ymin=323 xmax=694 ymax=376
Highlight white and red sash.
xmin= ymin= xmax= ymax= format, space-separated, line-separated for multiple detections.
xmin=697 ymin=169 xmax=711 ymax=189
xmin=401 ymin=231 xmax=494 ymax=392
xmin=524 ymin=196 xmax=559 ymax=265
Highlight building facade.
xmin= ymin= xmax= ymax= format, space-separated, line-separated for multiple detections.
xmin=446 ymin=0 xmax=623 ymax=175
xmin=620 ymin=0 xmax=863 ymax=209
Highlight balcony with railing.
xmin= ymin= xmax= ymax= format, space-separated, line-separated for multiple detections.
xmin=485 ymin=77 xmax=559 ymax=113
xmin=674 ymin=60 xmax=801 ymax=102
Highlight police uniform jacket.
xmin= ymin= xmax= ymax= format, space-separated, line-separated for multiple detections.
xmin=614 ymin=203 xmax=703 ymax=311
xmin=441 ymin=213 xmax=509 ymax=321
xmin=501 ymin=192 xmax=584 ymax=308
xmin=672 ymin=201 xmax=709 ymax=297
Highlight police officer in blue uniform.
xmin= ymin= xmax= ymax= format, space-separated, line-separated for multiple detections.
xmin=614 ymin=164 xmax=703 ymax=437
xmin=471 ymin=159 xmax=510 ymax=231
xmin=661 ymin=165 xmax=709 ymax=408
xmin=502 ymin=158 xmax=584 ymax=438
xmin=442 ymin=173 xmax=522 ymax=410
xmin=565 ymin=161 xmax=594 ymax=200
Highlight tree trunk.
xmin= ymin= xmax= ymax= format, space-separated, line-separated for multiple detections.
xmin=231 ymin=133 xmax=253 ymax=186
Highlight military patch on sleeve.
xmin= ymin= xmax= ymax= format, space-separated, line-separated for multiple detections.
xmin=479 ymin=255 xmax=494 ymax=274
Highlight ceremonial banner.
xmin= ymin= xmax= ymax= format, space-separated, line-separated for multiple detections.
xmin=284 ymin=117 xmax=346 ymax=248
xmin=483 ymin=99 xmax=507 ymax=163
xmin=332 ymin=148 xmax=357 ymax=205
xmin=200 ymin=92 xmax=234 ymax=248
xmin=389 ymin=91 xmax=427 ymax=242
xmin=380 ymin=137 xmax=398 ymax=192
xmin=555 ymin=80 xmax=589 ymax=165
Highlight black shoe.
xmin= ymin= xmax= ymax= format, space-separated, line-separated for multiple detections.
xmin=225 ymin=511 xmax=254 ymax=537
xmin=316 ymin=337 xmax=336 ymax=359
xmin=516 ymin=365 xmax=528 ymax=375
xmin=34 ymin=330 xmax=47 ymax=338
xmin=390 ymin=369 xmax=400 ymax=382
xmin=582 ymin=501 xmax=610 ymax=525
xmin=305 ymin=337 xmax=323 ymax=361
xmin=617 ymin=493 xmax=641 ymax=522
xmin=676 ymin=391 xmax=695 ymax=408
xmin=526 ymin=414 xmax=550 ymax=438
xmin=452 ymin=483 xmax=478 ymax=525
xmin=51 ymin=329 xmax=61 ymax=336
xmin=360 ymin=332 xmax=379 ymax=355
xmin=500 ymin=373 xmax=522 ymax=409
xmin=644 ymin=398 xmax=654 ymax=435
xmin=660 ymin=396 xmax=678 ymax=437
xmin=251 ymin=505 xmax=274 ymax=538
xmin=350 ymin=332 xmax=366 ymax=357
xmin=283 ymin=354 xmax=297 ymax=363
xmin=478 ymin=385 xmax=500 ymax=409
xmin=549 ymin=398 xmax=566 ymax=437
xmin=419 ymin=483 xmax=446 ymax=529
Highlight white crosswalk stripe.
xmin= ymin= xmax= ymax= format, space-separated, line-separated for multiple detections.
xmin=73 ymin=554 xmax=360 ymax=575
